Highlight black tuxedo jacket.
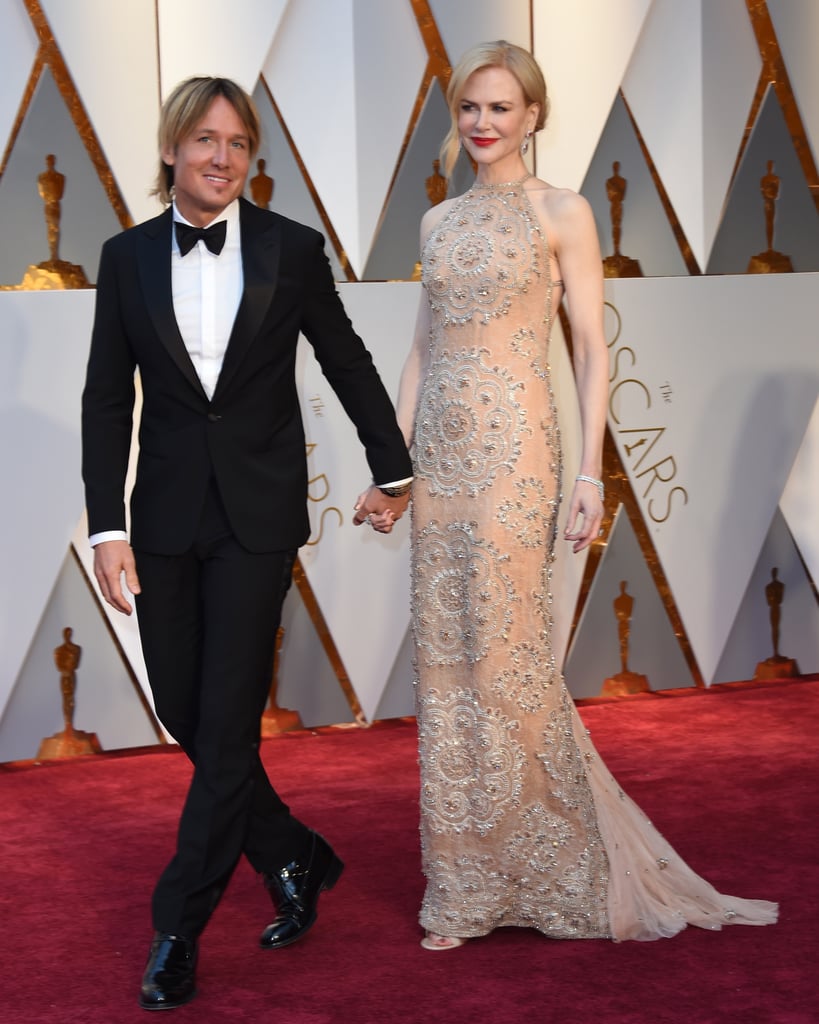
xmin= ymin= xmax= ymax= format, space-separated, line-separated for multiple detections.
xmin=82 ymin=197 xmax=411 ymax=554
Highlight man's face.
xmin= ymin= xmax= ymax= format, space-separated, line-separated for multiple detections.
xmin=162 ymin=95 xmax=251 ymax=225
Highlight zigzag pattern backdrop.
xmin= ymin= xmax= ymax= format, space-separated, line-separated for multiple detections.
xmin=0 ymin=0 xmax=816 ymax=760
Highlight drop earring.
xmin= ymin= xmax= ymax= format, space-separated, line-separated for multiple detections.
xmin=520 ymin=130 xmax=533 ymax=157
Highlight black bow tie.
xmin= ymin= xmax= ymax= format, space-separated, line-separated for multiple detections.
xmin=175 ymin=219 xmax=227 ymax=256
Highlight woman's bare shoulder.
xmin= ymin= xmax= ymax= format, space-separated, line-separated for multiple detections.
xmin=525 ymin=178 xmax=591 ymax=219
xmin=526 ymin=180 xmax=597 ymax=253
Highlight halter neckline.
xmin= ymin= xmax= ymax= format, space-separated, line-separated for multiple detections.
xmin=471 ymin=174 xmax=533 ymax=190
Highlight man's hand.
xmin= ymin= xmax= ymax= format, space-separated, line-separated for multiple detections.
xmin=353 ymin=484 xmax=410 ymax=534
xmin=93 ymin=539 xmax=141 ymax=615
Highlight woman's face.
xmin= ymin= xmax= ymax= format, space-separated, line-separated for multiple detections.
xmin=457 ymin=66 xmax=538 ymax=178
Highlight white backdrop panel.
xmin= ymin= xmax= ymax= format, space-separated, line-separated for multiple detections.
xmin=780 ymin=394 xmax=819 ymax=589
xmin=534 ymin=0 xmax=652 ymax=192
xmin=353 ymin=1 xmax=427 ymax=269
xmin=621 ymin=0 xmax=702 ymax=263
xmin=296 ymin=282 xmax=418 ymax=721
xmin=251 ymin=84 xmax=345 ymax=280
xmin=768 ymin=0 xmax=819 ymax=172
xmin=362 ymin=81 xmax=450 ymax=281
xmin=40 ymin=0 xmax=161 ymax=226
xmin=0 ymin=0 xmax=38 ymax=164
xmin=605 ymin=273 xmax=819 ymax=684
xmin=429 ymin=0 xmax=530 ymax=68
xmin=623 ymin=0 xmax=760 ymax=270
xmin=0 ymin=290 xmax=94 ymax=713
xmin=701 ymin=0 xmax=761 ymax=267
xmin=264 ymin=0 xmax=359 ymax=272
xmin=158 ymin=0 xmax=288 ymax=100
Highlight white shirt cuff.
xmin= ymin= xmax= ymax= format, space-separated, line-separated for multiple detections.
xmin=89 ymin=530 xmax=129 ymax=547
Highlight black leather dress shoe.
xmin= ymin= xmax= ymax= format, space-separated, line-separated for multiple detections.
xmin=260 ymin=830 xmax=344 ymax=949
xmin=139 ymin=932 xmax=198 ymax=1011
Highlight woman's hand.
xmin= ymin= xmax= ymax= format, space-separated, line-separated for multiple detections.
xmin=564 ymin=479 xmax=604 ymax=553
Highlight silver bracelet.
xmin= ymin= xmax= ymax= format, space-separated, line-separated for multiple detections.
xmin=576 ymin=474 xmax=605 ymax=501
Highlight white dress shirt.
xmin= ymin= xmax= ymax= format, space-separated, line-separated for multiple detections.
xmin=171 ymin=199 xmax=243 ymax=400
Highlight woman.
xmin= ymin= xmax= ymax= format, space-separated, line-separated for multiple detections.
xmin=389 ymin=41 xmax=777 ymax=950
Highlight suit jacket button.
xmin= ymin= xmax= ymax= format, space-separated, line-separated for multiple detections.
xmin=207 ymin=413 xmax=222 ymax=422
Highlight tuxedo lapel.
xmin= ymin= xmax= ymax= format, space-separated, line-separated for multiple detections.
xmin=136 ymin=209 xmax=208 ymax=400
xmin=212 ymin=199 xmax=281 ymax=401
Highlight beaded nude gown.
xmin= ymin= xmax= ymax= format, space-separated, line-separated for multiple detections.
xmin=411 ymin=178 xmax=777 ymax=942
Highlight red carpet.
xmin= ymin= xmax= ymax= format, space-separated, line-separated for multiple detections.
xmin=1 ymin=677 xmax=817 ymax=1024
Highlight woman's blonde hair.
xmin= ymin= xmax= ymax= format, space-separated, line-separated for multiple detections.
xmin=440 ymin=40 xmax=549 ymax=179
xmin=152 ymin=77 xmax=261 ymax=205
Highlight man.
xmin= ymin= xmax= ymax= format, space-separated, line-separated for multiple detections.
xmin=82 ymin=76 xmax=411 ymax=1011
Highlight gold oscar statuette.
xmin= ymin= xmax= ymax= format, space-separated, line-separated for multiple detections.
xmin=602 ymin=161 xmax=643 ymax=279
xmin=600 ymin=581 xmax=650 ymax=697
xmin=425 ymin=159 xmax=448 ymax=207
xmin=250 ymin=158 xmax=274 ymax=209
xmin=747 ymin=161 xmax=793 ymax=274
xmin=260 ymin=627 xmax=304 ymax=736
xmin=2 ymin=155 xmax=90 ymax=291
xmin=754 ymin=568 xmax=800 ymax=680
xmin=36 ymin=628 xmax=103 ymax=759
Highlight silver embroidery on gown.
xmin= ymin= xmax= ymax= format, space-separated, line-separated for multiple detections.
xmin=412 ymin=180 xmax=777 ymax=941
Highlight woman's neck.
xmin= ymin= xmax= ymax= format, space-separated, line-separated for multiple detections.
xmin=474 ymin=161 xmax=530 ymax=186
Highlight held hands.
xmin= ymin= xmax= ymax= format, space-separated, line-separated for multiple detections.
xmin=564 ymin=477 xmax=605 ymax=554
xmin=353 ymin=484 xmax=410 ymax=535
xmin=93 ymin=539 xmax=141 ymax=615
